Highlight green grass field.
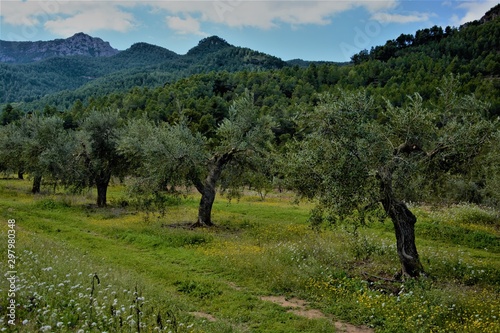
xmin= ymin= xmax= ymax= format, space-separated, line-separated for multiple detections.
xmin=1 ymin=178 xmax=499 ymax=332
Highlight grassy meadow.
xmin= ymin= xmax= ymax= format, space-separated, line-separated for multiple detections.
xmin=1 ymin=177 xmax=499 ymax=333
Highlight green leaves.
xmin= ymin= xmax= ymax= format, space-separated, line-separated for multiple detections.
xmin=216 ymin=90 xmax=274 ymax=155
xmin=285 ymin=81 xmax=498 ymax=224
xmin=19 ymin=115 xmax=71 ymax=185
xmin=118 ymin=91 xmax=275 ymax=199
xmin=285 ymin=90 xmax=382 ymax=220
xmin=383 ymin=93 xmax=436 ymax=152
xmin=119 ymin=117 xmax=207 ymax=193
xmin=73 ymin=109 xmax=125 ymax=177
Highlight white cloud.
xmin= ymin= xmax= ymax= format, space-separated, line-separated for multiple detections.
xmin=0 ymin=0 xmax=401 ymax=38
xmin=0 ymin=1 xmax=136 ymax=37
xmin=166 ymin=15 xmax=207 ymax=36
xmin=371 ymin=12 xmax=433 ymax=24
xmin=44 ymin=5 xmax=136 ymax=37
xmin=0 ymin=1 xmax=48 ymax=26
xmin=146 ymin=0 xmax=398 ymax=29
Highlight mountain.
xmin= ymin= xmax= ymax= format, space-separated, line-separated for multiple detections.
xmin=111 ymin=42 xmax=179 ymax=66
xmin=0 ymin=32 xmax=119 ymax=63
xmin=0 ymin=35 xmax=288 ymax=107
xmin=4 ymin=2 xmax=498 ymax=113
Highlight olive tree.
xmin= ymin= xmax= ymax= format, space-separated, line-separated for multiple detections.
xmin=0 ymin=122 xmax=25 ymax=179
xmin=478 ymin=129 xmax=500 ymax=207
xmin=118 ymin=115 xmax=207 ymax=211
xmin=284 ymin=84 xmax=495 ymax=278
xmin=119 ymin=91 xmax=274 ymax=226
xmin=69 ymin=109 xmax=127 ymax=207
xmin=0 ymin=115 xmax=73 ymax=193
xmin=23 ymin=115 xmax=75 ymax=193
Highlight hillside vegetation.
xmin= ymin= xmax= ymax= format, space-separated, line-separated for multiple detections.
xmin=1 ymin=10 xmax=499 ymax=116
xmin=0 ymin=36 xmax=286 ymax=105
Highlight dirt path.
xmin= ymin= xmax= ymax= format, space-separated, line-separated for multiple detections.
xmin=189 ymin=311 xmax=217 ymax=322
xmin=260 ymin=296 xmax=374 ymax=333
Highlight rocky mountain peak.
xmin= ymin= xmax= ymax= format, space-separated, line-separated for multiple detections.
xmin=0 ymin=32 xmax=120 ymax=63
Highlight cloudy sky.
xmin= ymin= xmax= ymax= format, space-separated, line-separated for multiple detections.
xmin=0 ymin=1 xmax=497 ymax=61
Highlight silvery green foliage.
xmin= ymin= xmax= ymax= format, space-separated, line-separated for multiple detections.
xmin=285 ymin=90 xmax=386 ymax=222
xmin=119 ymin=116 xmax=207 ymax=193
xmin=383 ymin=84 xmax=493 ymax=201
xmin=119 ymin=91 xmax=274 ymax=195
xmin=16 ymin=115 xmax=73 ymax=186
xmin=216 ymin=91 xmax=274 ymax=155
xmin=481 ymin=129 xmax=500 ymax=207
xmin=0 ymin=122 xmax=25 ymax=174
xmin=285 ymin=81 xmax=496 ymax=224
xmin=68 ymin=109 xmax=126 ymax=193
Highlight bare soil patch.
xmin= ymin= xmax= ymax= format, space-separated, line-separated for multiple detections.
xmin=226 ymin=281 xmax=243 ymax=291
xmin=260 ymin=295 xmax=374 ymax=333
xmin=189 ymin=311 xmax=217 ymax=322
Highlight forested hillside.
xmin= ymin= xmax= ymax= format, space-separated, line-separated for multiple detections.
xmin=0 ymin=36 xmax=286 ymax=105
xmin=1 ymin=9 xmax=498 ymax=118
xmin=350 ymin=4 xmax=500 ymax=113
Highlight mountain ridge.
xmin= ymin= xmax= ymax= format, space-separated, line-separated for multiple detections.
xmin=0 ymin=32 xmax=119 ymax=63
xmin=1 ymin=4 xmax=497 ymax=110
xmin=0 ymin=34 xmax=289 ymax=105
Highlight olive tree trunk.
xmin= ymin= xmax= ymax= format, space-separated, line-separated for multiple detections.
xmin=378 ymin=167 xmax=425 ymax=278
xmin=95 ymin=172 xmax=111 ymax=207
xmin=193 ymin=150 xmax=235 ymax=227
xmin=31 ymin=174 xmax=42 ymax=194
xmin=196 ymin=177 xmax=217 ymax=227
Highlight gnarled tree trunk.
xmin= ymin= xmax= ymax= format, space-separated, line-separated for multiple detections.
xmin=31 ymin=175 xmax=42 ymax=194
xmin=378 ymin=166 xmax=425 ymax=278
xmin=95 ymin=172 xmax=111 ymax=207
xmin=193 ymin=150 xmax=235 ymax=227
xmin=197 ymin=178 xmax=217 ymax=227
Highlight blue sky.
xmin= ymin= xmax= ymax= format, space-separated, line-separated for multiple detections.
xmin=0 ymin=1 xmax=497 ymax=62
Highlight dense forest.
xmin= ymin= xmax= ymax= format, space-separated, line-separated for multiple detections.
xmin=0 ymin=36 xmax=288 ymax=105
xmin=1 ymin=8 xmax=499 ymax=116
